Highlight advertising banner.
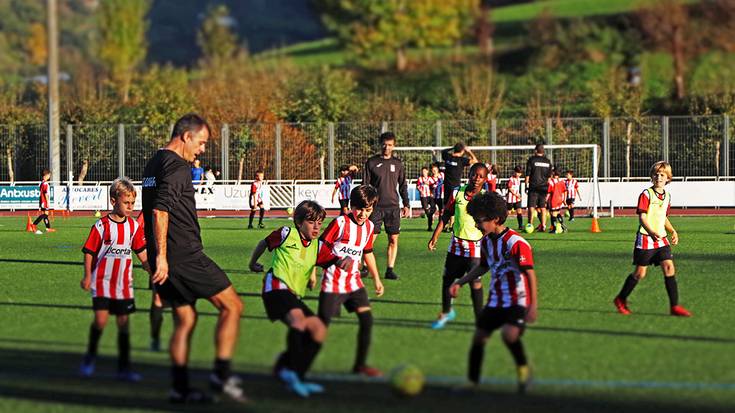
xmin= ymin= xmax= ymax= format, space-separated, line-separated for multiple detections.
xmin=294 ymin=184 xmax=343 ymax=209
xmin=53 ymin=186 xmax=108 ymax=210
xmin=0 ymin=186 xmax=42 ymax=209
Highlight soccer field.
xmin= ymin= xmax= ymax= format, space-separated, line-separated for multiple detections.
xmin=0 ymin=215 xmax=733 ymax=413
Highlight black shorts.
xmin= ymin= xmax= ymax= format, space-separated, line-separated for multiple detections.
xmin=420 ymin=197 xmax=435 ymax=212
xmin=318 ymin=288 xmax=370 ymax=324
xmin=92 ymin=297 xmax=136 ymax=315
xmin=507 ymin=202 xmax=522 ymax=211
xmin=262 ymin=289 xmax=314 ymax=322
xmin=155 ymin=254 xmax=231 ymax=308
xmin=633 ymin=246 xmax=673 ymax=267
xmin=444 ymin=253 xmax=482 ymax=279
xmin=434 ymin=197 xmax=444 ymax=212
xmin=370 ymin=207 xmax=401 ymax=235
xmin=527 ymin=189 xmax=547 ymax=209
xmin=566 ymin=198 xmax=575 ymax=205
xmin=476 ymin=305 xmax=527 ymax=332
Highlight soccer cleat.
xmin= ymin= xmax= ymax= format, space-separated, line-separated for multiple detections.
xmin=78 ymin=355 xmax=95 ymax=377
xmin=116 ymin=370 xmax=142 ymax=382
xmin=34 ymin=229 xmax=44 ymax=235
xmin=169 ymin=388 xmax=216 ymax=404
xmin=517 ymin=365 xmax=532 ymax=394
xmin=278 ymin=368 xmax=310 ymax=398
xmin=258 ymin=223 xmax=266 ymax=229
xmin=548 ymin=226 xmax=556 ymax=234
xmin=46 ymin=228 xmax=56 ymax=233
xmin=301 ymin=381 xmax=325 ymax=394
xmin=427 ymin=227 xmax=433 ymax=232
xmin=353 ymin=365 xmax=383 ymax=377
xmin=613 ymin=297 xmax=632 ymax=315
xmin=555 ymin=225 xmax=564 ymax=234
xmin=535 ymin=225 xmax=545 ymax=233
xmin=670 ymin=305 xmax=692 ymax=317
xmin=569 ymin=218 xmax=575 ymax=222
xmin=209 ymin=373 xmax=249 ymax=403
xmin=150 ymin=338 xmax=161 ymax=352
xmin=431 ymin=309 xmax=456 ymax=329
xmin=384 ymin=270 xmax=399 ymax=280
xmin=247 ymin=225 xmax=254 ymax=229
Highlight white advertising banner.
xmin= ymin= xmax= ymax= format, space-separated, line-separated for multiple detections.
xmin=53 ymin=186 xmax=108 ymax=210
xmin=294 ymin=184 xmax=342 ymax=209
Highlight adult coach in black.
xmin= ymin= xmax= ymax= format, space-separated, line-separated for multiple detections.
xmin=143 ymin=114 xmax=246 ymax=404
xmin=441 ymin=142 xmax=478 ymax=206
xmin=363 ymin=132 xmax=410 ymax=280
xmin=525 ymin=143 xmax=553 ymax=231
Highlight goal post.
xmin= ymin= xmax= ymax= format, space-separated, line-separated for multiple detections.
xmin=394 ymin=144 xmax=601 ymax=219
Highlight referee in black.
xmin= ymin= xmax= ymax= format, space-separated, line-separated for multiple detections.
xmin=525 ymin=143 xmax=553 ymax=231
xmin=142 ymin=114 xmax=246 ymax=404
xmin=363 ymin=131 xmax=410 ymax=280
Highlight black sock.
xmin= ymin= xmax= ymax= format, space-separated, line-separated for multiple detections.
xmin=550 ymin=216 xmax=557 ymax=228
xmin=517 ymin=214 xmax=523 ymax=228
xmin=506 ymin=340 xmax=527 ymax=366
xmin=86 ymin=324 xmax=103 ymax=357
xmin=117 ymin=330 xmax=130 ymax=372
xmin=44 ymin=216 xmax=51 ymax=228
xmin=286 ymin=328 xmax=306 ymax=372
xmin=172 ymin=365 xmax=189 ymax=393
xmin=259 ymin=208 xmax=265 ymax=224
xmin=354 ymin=311 xmax=373 ymax=369
xmin=664 ymin=276 xmax=679 ymax=307
xmin=427 ymin=213 xmax=433 ymax=229
xmin=387 ymin=266 xmax=394 ymax=274
xmin=248 ymin=210 xmax=255 ymax=226
xmin=557 ymin=215 xmax=564 ymax=226
xmin=299 ymin=333 xmax=322 ymax=379
xmin=441 ymin=276 xmax=454 ymax=314
xmin=471 ymin=286 xmax=484 ymax=318
xmin=618 ymin=274 xmax=639 ymax=301
xmin=214 ymin=358 xmax=232 ymax=381
xmin=150 ymin=305 xmax=163 ymax=341
xmin=468 ymin=342 xmax=484 ymax=384
xmin=569 ymin=208 xmax=575 ymax=219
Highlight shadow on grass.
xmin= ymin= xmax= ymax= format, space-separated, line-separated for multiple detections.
xmin=0 ymin=347 xmax=729 ymax=413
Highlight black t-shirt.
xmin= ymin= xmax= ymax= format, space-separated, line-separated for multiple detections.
xmin=442 ymin=149 xmax=470 ymax=190
xmin=363 ymin=154 xmax=409 ymax=209
xmin=525 ymin=154 xmax=553 ymax=192
xmin=142 ymin=149 xmax=203 ymax=262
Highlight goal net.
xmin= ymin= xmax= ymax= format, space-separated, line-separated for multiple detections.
xmin=393 ymin=144 xmax=602 ymax=218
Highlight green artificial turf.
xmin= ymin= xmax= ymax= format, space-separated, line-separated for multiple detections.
xmin=0 ymin=215 xmax=733 ymax=412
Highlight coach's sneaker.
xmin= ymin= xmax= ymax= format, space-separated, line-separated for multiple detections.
xmin=613 ymin=297 xmax=632 ymax=315
xmin=353 ymin=365 xmax=383 ymax=377
xmin=116 ymin=369 xmax=142 ymax=382
xmin=670 ymin=305 xmax=692 ymax=317
xmin=431 ymin=309 xmax=456 ymax=329
xmin=278 ymin=368 xmax=310 ymax=398
xmin=384 ymin=269 xmax=399 ymax=280
xmin=78 ymin=355 xmax=95 ymax=377
xmin=169 ymin=388 xmax=215 ymax=404
xmin=517 ymin=365 xmax=532 ymax=395
xmin=209 ymin=373 xmax=249 ymax=404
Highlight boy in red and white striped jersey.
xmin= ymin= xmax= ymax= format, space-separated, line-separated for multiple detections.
xmin=484 ymin=163 xmax=498 ymax=193
xmin=32 ymin=169 xmax=55 ymax=234
xmin=546 ymin=169 xmax=567 ymax=233
xmin=450 ymin=192 xmax=537 ymax=394
xmin=79 ymin=178 xmax=151 ymax=382
xmin=248 ymin=169 xmax=266 ymax=229
xmin=416 ymin=167 xmax=437 ymax=231
xmin=564 ymin=170 xmax=581 ymax=222
xmin=317 ymin=185 xmax=385 ymax=377
xmin=506 ymin=166 xmax=524 ymax=230
xmin=613 ymin=161 xmax=691 ymax=317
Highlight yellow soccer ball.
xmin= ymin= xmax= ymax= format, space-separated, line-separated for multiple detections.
xmin=390 ymin=364 xmax=425 ymax=397
xmin=94 ymin=211 xmax=101 ymax=218
xmin=525 ymin=223 xmax=534 ymax=234
xmin=286 ymin=207 xmax=294 ymax=216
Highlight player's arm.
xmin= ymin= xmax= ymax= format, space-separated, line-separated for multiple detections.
xmin=308 ymin=267 xmax=317 ymax=290
xmin=523 ymin=268 xmax=538 ymax=323
xmin=398 ymin=162 xmax=410 ymax=217
xmin=152 ymin=209 xmax=169 ymax=284
xmin=331 ymin=184 xmax=338 ymax=202
xmin=664 ymin=218 xmax=678 ymax=245
xmin=465 ymin=148 xmax=478 ymax=164
xmin=428 ymin=197 xmax=453 ymax=250
xmin=81 ymin=253 xmax=94 ymax=291
xmin=249 ymin=239 xmax=267 ymax=272
xmin=363 ymin=251 xmax=384 ymax=297
xmin=449 ymin=262 xmax=489 ymax=297
xmin=135 ymin=250 xmax=152 ymax=275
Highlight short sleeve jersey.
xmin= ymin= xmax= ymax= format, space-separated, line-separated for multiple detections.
xmin=318 ymin=214 xmax=375 ymax=293
xmin=251 ymin=181 xmax=264 ymax=205
xmin=335 ymin=176 xmax=353 ymax=201
xmin=442 ymin=149 xmax=470 ymax=190
xmin=39 ymin=181 xmax=49 ymax=209
xmin=480 ymin=228 xmax=534 ymax=308
xmin=142 ymin=149 xmax=203 ymax=263
xmin=525 ymin=155 xmax=553 ymax=191
xmin=634 ymin=188 xmax=671 ymax=250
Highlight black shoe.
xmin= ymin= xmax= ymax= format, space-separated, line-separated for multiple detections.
xmin=427 ymin=227 xmax=433 ymax=232
xmin=384 ymin=270 xmax=399 ymax=280
xmin=169 ymin=388 xmax=216 ymax=404
xmin=209 ymin=374 xmax=249 ymax=404
xmin=258 ymin=223 xmax=265 ymax=229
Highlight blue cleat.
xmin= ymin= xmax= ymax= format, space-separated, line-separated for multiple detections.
xmin=278 ymin=368 xmax=310 ymax=398
xmin=116 ymin=370 xmax=142 ymax=382
xmin=431 ymin=309 xmax=456 ymax=329
xmin=79 ymin=355 xmax=95 ymax=378
xmin=302 ymin=381 xmax=325 ymax=394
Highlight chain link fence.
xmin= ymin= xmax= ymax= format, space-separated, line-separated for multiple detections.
xmin=0 ymin=116 xmax=732 ymax=182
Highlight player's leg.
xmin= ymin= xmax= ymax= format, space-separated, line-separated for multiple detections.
xmin=81 ymin=307 xmax=109 ymax=376
xmin=470 ymin=279 xmax=484 ymax=319
xmin=468 ymin=328 xmax=491 ymax=385
xmin=516 ymin=205 xmax=524 ymax=230
xmin=348 ymin=289 xmax=380 ymax=376
xmin=170 ymin=305 xmax=198 ymax=394
xmin=614 ymin=263 xmax=647 ymax=314
xmin=150 ymin=292 xmax=164 ymax=351
xmin=501 ymin=322 xmax=530 ymax=394
xmin=433 ymin=254 xmax=459 ymax=329
xmin=258 ymin=206 xmax=265 ymax=227
xmin=385 ymin=233 xmax=400 ymax=279
xmin=540 ymin=207 xmax=548 ymax=230
xmin=207 ymin=285 xmax=244 ymax=383
xmin=660 ymin=257 xmax=691 ymax=316
xmin=427 ymin=197 xmax=436 ymax=230
xmin=248 ymin=208 xmax=256 ymax=228
xmin=568 ymin=199 xmax=575 ymax=221
xmin=115 ymin=313 xmax=140 ymax=381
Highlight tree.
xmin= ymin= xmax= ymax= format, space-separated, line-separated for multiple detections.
xmin=315 ymin=0 xmax=476 ymax=71
xmin=26 ymin=22 xmax=47 ymax=66
xmin=98 ymin=0 xmax=149 ymax=103
xmin=474 ymin=0 xmax=493 ymax=61
xmin=197 ymin=4 xmax=240 ymax=63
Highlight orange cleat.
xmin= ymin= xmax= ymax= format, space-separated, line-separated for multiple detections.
xmin=353 ymin=365 xmax=383 ymax=377
xmin=613 ymin=297 xmax=632 ymax=315
xmin=46 ymin=228 xmax=57 ymax=233
xmin=670 ymin=305 xmax=692 ymax=317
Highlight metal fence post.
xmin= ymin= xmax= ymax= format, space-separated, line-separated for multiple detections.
xmin=546 ymin=118 xmax=553 ymax=161
xmin=434 ymin=120 xmax=442 ymax=161
xmin=221 ymin=124 xmax=229 ymax=181
xmin=603 ymin=117 xmax=610 ymax=178
xmin=663 ymin=115 xmax=669 ymax=163
xmin=328 ymin=122 xmax=335 ymax=181
xmin=66 ymin=124 xmax=73 ymax=183
xmin=724 ymin=114 xmax=730 ymax=179
xmin=118 ymin=124 xmax=125 ymax=178
xmin=490 ymin=119 xmax=498 ymax=165
xmin=381 ymin=121 xmax=388 ymax=134
xmin=275 ymin=122 xmax=282 ymax=181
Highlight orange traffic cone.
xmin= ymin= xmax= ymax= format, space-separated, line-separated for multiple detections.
xmin=25 ymin=213 xmax=35 ymax=232
xmin=590 ymin=217 xmax=602 ymax=233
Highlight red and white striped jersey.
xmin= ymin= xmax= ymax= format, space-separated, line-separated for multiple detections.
xmin=481 ymin=228 xmax=534 ymax=308
xmin=506 ymin=176 xmax=522 ymax=203
xmin=318 ymin=214 xmax=375 ymax=293
xmin=251 ymin=180 xmax=264 ymax=204
xmin=565 ymin=178 xmax=579 ymax=198
xmin=416 ymin=176 xmax=436 ymax=198
xmin=447 ymin=236 xmax=482 ymax=258
xmin=485 ymin=172 xmax=498 ymax=193
xmin=634 ymin=189 xmax=671 ymax=250
xmin=548 ymin=178 xmax=566 ymax=209
xmin=39 ymin=181 xmax=49 ymax=209
xmin=82 ymin=215 xmax=146 ymax=299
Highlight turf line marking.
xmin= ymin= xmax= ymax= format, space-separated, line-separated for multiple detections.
xmin=312 ymin=372 xmax=735 ymax=391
